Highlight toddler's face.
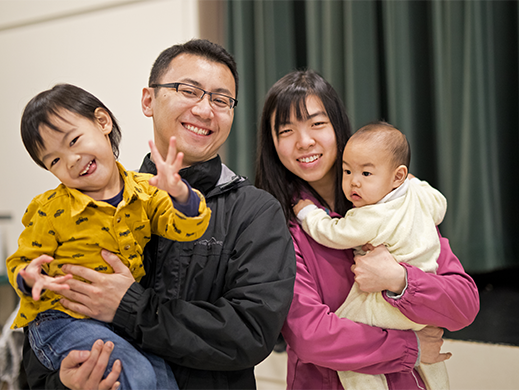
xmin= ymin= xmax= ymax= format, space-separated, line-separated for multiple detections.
xmin=341 ymin=138 xmax=400 ymax=208
xmin=38 ymin=109 xmax=121 ymax=201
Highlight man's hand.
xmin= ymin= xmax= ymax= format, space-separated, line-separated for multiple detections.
xmin=149 ymin=136 xmax=189 ymax=203
xmin=60 ymin=339 xmax=121 ymax=390
xmin=416 ymin=326 xmax=452 ymax=364
xmin=352 ymin=245 xmax=406 ymax=294
xmin=293 ymin=199 xmax=315 ymax=216
xmin=19 ymin=255 xmax=72 ymax=301
xmin=59 ymin=250 xmax=135 ymax=322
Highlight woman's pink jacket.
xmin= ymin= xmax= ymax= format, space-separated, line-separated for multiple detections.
xmin=282 ymin=205 xmax=479 ymax=390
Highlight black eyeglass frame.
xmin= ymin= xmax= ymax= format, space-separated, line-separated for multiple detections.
xmin=150 ymin=82 xmax=238 ymax=109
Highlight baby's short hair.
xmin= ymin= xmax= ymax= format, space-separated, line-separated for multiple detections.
xmin=351 ymin=121 xmax=410 ymax=169
xmin=21 ymin=84 xmax=122 ymax=170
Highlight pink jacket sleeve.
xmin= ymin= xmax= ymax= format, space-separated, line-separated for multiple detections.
xmin=282 ymin=225 xmax=479 ymax=376
xmin=282 ymin=226 xmax=419 ymax=375
xmin=384 ymin=234 xmax=480 ymax=331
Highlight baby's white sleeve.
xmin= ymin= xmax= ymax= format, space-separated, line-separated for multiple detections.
xmin=297 ymin=204 xmax=319 ymax=223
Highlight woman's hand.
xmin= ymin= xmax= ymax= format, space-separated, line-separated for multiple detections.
xmin=416 ymin=326 xmax=452 ymax=364
xmin=58 ymin=250 xmax=135 ymax=323
xmin=352 ymin=245 xmax=406 ymax=294
xmin=60 ymin=339 xmax=121 ymax=390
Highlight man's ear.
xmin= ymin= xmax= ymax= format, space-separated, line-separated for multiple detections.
xmin=94 ymin=108 xmax=113 ymax=135
xmin=393 ymin=165 xmax=408 ymax=188
xmin=141 ymin=87 xmax=154 ymax=118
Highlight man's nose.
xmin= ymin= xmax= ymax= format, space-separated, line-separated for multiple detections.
xmin=191 ymin=93 xmax=214 ymax=118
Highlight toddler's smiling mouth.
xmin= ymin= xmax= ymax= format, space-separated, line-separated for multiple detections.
xmin=80 ymin=160 xmax=94 ymax=176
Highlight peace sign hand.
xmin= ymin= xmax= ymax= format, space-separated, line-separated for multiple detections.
xmin=148 ymin=136 xmax=189 ymax=203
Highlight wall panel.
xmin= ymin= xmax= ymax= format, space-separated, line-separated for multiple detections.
xmin=0 ymin=0 xmax=199 ymax=273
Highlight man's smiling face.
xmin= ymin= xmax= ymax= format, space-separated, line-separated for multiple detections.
xmin=142 ymin=53 xmax=236 ymax=167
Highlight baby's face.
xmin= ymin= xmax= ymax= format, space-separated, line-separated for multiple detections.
xmin=341 ymin=138 xmax=399 ymax=207
xmin=38 ymin=109 xmax=121 ymax=201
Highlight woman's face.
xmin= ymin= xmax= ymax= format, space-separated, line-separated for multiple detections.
xmin=271 ymin=95 xmax=337 ymax=193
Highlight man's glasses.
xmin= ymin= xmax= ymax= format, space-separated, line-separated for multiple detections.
xmin=150 ymin=82 xmax=238 ymax=110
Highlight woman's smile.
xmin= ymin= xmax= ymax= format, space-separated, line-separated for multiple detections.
xmin=297 ymin=154 xmax=322 ymax=164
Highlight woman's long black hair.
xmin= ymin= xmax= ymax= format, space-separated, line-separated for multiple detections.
xmin=255 ymin=70 xmax=352 ymax=224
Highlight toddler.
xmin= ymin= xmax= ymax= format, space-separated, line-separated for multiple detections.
xmin=7 ymin=84 xmax=211 ymax=390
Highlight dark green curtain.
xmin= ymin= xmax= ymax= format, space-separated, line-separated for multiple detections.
xmin=225 ymin=0 xmax=519 ymax=273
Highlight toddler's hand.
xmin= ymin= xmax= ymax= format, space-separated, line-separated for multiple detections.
xmin=148 ymin=137 xmax=189 ymax=203
xmin=19 ymin=255 xmax=72 ymax=301
xmin=293 ymin=199 xmax=315 ymax=216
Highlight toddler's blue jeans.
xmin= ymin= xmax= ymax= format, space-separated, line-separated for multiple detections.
xmin=28 ymin=310 xmax=178 ymax=390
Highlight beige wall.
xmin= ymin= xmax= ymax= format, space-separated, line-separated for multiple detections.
xmin=0 ymin=0 xmax=200 ymax=274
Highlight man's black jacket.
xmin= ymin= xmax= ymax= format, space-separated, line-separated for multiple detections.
xmin=23 ymin=155 xmax=296 ymax=389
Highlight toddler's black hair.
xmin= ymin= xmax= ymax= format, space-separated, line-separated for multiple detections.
xmin=21 ymin=83 xmax=121 ymax=170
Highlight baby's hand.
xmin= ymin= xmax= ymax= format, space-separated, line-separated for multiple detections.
xmin=293 ymin=199 xmax=315 ymax=216
xmin=19 ymin=255 xmax=72 ymax=301
xmin=360 ymin=243 xmax=376 ymax=253
xmin=148 ymin=137 xmax=189 ymax=203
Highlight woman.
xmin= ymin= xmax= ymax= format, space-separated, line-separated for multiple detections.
xmin=255 ymin=70 xmax=479 ymax=390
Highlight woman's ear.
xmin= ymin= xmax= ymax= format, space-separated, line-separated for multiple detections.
xmin=94 ymin=108 xmax=113 ymax=135
xmin=393 ymin=165 xmax=408 ymax=188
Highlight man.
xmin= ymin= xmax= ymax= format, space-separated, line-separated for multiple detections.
xmin=23 ymin=39 xmax=297 ymax=390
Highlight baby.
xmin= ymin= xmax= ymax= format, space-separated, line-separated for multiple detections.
xmin=294 ymin=121 xmax=449 ymax=390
